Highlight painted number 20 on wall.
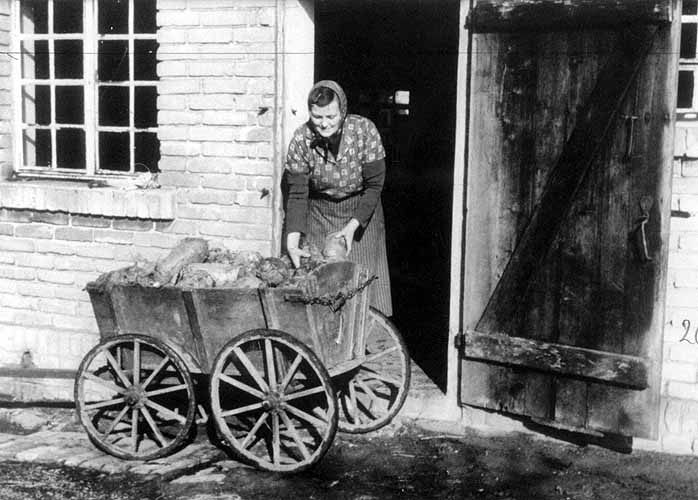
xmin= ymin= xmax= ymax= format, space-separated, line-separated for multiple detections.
xmin=680 ymin=319 xmax=698 ymax=344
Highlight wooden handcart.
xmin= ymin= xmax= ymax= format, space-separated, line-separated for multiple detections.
xmin=76 ymin=261 xmax=410 ymax=472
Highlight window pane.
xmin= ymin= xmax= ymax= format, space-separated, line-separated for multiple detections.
xmin=99 ymin=40 xmax=129 ymax=81
xmin=100 ymin=132 xmax=130 ymax=171
xmin=54 ymin=0 xmax=83 ymax=33
xmin=134 ymin=40 xmax=158 ymax=81
xmin=56 ymin=86 xmax=84 ymax=124
xmin=99 ymin=86 xmax=129 ymax=126
xmin=22 ymin=85 xmax=51 ymax=125
xmin=684 ymin=0 xmax=698 ymax=15
xmin=134 ymin=0 xmax=157 ymax=34
xmin=55 ymin=40 xmax=83 ymax=79
xmin=23 ymin=129 xmax=51 ymax=167
xmin=678 ymin=71 xmax=695 ymax=109
xmin=21 ymin=40 xmax=49 ymax=79
xmin=681 ymin=23 xmax=697 ymax=59
xmin=57 ymin=129 xmax=86 ymax=169
xmin=99 ymin=0 xmax=129 ymax=34
xmin=135 ymin=86 xmax=157 ymax=128
xmin=135 ymin=133 xmax=160 ymax=172
xmin=20 ymin=0 xmax=48 ymax=34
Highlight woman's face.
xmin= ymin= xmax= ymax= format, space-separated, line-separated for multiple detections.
xmin=309 ymin=98 xmax=342 ymax=137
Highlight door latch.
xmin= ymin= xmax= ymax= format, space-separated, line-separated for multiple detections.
xmin=622 ymin=113 xmax=640 ymax=163
xmin=631 ymin=195 xmax=654 ymax=263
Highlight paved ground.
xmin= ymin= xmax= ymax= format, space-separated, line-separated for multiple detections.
xmin=0 ymin=429 xmax=225 ymax=478
xmin=0 ymin=361 xmax=444 ymax=480
xmin=2 ymin=364 xmax=698 ymax=499
xmin=2 ymin=414 xmax=698 ymax=500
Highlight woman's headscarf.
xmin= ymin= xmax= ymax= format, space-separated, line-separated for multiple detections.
xmin=308 ymin=80 xmax=348 ymax=119
xmin=307 ymin=80 xmax=348 ymax=158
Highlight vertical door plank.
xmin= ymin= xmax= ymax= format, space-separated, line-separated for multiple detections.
xmin=517 ymin=32 xmax=570 ymax=420
xmin=461 ymin=32 xmax=541 ymax=414
xmin=587 ymin=18 xmax=679 ymax=438
xmin=495 ymin=33 xmax=539 ymax=415
xmin=461 ymin=32 xmax=508 ymax=409
xmin=552 ymin=31 xmax=608 ymax=428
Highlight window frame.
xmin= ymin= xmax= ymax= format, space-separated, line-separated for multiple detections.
xmin=679 ymin=9 xmax=698 ymax=120
xmin=10 ymin=0 xmax=159 ymax=179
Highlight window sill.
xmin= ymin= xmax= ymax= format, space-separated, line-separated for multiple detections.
xmin=0 ymin=179 xmax=176 ymax=220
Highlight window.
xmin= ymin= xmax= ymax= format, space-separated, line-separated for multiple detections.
xmin=678 ymin=0 xmax=698 ymax=119
xmin=13 ymin=0 xmax=160 ymax=177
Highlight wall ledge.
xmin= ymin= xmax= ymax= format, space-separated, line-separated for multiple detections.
xmin=0 ymin=180 xmax=176 ymax=220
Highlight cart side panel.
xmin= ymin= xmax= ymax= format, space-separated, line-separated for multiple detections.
xmin=352 ymin=269 xmax=371 ymax=359
xmin=307 ymin=304 xmax=350 ymax=368
xmin=192 ymin=287 xmax=346 ymax=371
xmin=306 ymin=261 xmax=370 ymax=369
xmin=190 ymin=289 xmax=267 ymax=371
xmin=86 ymin=287 xmax=118 ymax=338
xmin=109 ymin=285 xmax=203 ymax=370
xmin=269 ymin=289 xmax=324 ymax=359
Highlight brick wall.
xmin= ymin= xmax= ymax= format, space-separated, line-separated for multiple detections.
xmin=156 ymin=0 xmax=277 ymax=255
xmin=0 ymin=208 xmax=222 ymax=399
xmin=0 ymin=0 xmax=281 ymax=400
xmin=660 ymin=124 xmax=698 ymax=453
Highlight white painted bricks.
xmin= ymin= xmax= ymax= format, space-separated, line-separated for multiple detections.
xmin=663 ymin=120 xmax=698 ymax=452
xmin=0 ymin=1 xmax=279 ymax=402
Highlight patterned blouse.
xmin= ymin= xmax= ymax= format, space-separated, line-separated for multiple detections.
xmin=285 ymin=115 xmax=386 ymax=198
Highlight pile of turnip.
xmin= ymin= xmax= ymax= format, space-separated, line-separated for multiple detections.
xmin=91 ymin=237 xmax=346 ymax=291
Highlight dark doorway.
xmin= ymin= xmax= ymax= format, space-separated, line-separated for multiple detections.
xmin=315 ymin=0 xmax=460 ymax=389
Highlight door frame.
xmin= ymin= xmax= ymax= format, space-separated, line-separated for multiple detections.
xmin=281 ymin=0 xmax=469 ymax=417
xmin=275 ymin=0 xmax=315 ymax=256
xmin=446 ymin=0 xmax=472 ymax=414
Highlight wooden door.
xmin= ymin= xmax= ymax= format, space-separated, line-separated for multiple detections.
xmin=459 ymin=1 xmax=679 ymax=439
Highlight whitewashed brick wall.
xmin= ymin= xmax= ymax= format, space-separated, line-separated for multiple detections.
xmin=0 ymin=0 xmax=280 ymax=400
xmin=661 ymin=124 xmax=698 ymax=453
xmin=156 ymin=0 xmax=277 ymax=254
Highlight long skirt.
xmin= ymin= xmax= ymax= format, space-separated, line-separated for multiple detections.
xmin=307 ymin=195 xmax=393 ymax=316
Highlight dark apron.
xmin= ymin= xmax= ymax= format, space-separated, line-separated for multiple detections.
xmin=307 ymin=194 xmax=392 ymax=316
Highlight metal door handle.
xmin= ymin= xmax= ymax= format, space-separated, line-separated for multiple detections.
xmin=632 ymin=196 xmax=654 ymax=263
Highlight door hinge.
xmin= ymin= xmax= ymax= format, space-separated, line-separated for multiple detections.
xmin=454 ymin=331 xmax=465 ymax=350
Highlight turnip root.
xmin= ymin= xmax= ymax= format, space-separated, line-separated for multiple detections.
xmin=230 ymin=276 xmax=264 ymax=288
xmin=153 ymin=238 xmax=209 ymax=285
xmin=256 ymin=257 xmax=291 ymax=287
xmin=177 ymin=263 xmax=241 ymax=288
xmin=322 ymin=234 xmax=348 ymax=261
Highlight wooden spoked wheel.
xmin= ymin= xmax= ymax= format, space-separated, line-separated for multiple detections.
xmin=210 ymin=329 xmax=338 ymax=473
xmin=336 ymin=307 xmax=411 ymax=433
xmin=74 ymin=334 xmax=196 ymax=461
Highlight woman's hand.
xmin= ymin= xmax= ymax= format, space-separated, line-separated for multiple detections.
xmin=286 ymin=232 xmax=310 ymax=268
xmin=332 ymin=218 xmax=360 ymax=255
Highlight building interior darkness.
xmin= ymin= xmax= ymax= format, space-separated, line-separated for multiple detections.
xmin=315 ymin=0 xmax=460 ymax=389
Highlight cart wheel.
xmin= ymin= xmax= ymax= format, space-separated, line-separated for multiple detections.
xmin=74 ymin=334 xmax=196 ymax=461
xmin=210 ymin=329 xmax=338 ymax=473
xmin=336 ymin=307 xmax=411 ymax=433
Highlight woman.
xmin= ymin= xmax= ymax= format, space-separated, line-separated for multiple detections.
xmin=284 ymin=80 xmax=392 ymax=316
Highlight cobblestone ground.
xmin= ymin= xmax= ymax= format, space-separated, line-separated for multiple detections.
xmin=0 ymin=365 xmax=434 ymax=483
xmin=0 ymin=428 xmax=226 ymax=479
xmin=2 ymin=418 xmax=698 ymax=500
xmin=0 ymin=361 xmax=445 ymax=499
xmin=3 ymin=364 xmax=698 ymax=499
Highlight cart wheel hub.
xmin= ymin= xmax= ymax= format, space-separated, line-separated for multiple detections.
xmin=124 ymin=385 xmax=146 ymax=407
xmin=264 ymin=391 xmax=283 ymax=411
